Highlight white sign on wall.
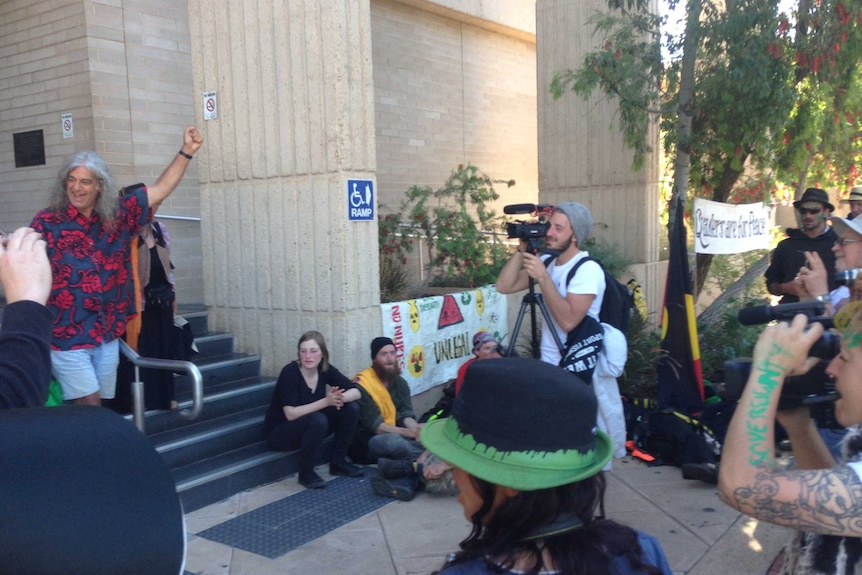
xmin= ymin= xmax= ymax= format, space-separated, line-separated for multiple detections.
xmin=203 ymin=91 xmax=218 ymax=121
xmin=693 ymin=198 xmax=771 ymax=254
xmin=61 ymin=114 xmax=73 ymax=139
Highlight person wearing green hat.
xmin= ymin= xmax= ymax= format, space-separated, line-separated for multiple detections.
xmin=421 ymin=357 xmax=672 ymax=575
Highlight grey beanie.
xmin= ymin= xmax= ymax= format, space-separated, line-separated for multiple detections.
xmin=554 ymin=202 xmax=593 ymax=245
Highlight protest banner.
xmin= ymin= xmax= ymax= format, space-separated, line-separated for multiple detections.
xmin=381 ymin=285 xmax=507 ymax=395
xmin=693 ymin=198 xmax=770 ymax=254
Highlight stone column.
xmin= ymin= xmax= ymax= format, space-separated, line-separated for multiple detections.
xmin=536 ymin=0 xmax=665 ymax=316
xmin=187 ymin=1 xmax=379 ymax=373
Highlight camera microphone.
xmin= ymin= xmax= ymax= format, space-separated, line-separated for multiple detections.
xmin=503 ymin=203 xmax=538 ymax=215
xmin=737 ymin=300 xmax=826 ymax=326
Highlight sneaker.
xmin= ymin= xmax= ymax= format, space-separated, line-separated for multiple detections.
xmin=329 ymin=461 xmax=364 ymax=478
xmin=298 ymin=470 xmax=326 ymax=489
xmin=377 ymin=457 xmax=416 ymax=479
xmin=371 ymin=473 xmax=417 ymax=501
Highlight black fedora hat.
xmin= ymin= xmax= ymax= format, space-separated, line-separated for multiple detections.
xmin=793 ymin=187 xmax=835 ymax=212
xmin=421 ymin=357 xmax=612 ymax=491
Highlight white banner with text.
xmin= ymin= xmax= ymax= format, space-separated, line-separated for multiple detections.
xmin=381 ymin=285 xmax=508 ymax=396
xmin=693 ymin=198 xmax=771 ymax=254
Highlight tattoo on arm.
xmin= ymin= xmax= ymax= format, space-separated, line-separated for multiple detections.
xmin=730 ymin=466 xmax=862 ymax=536
xmin=745 ymin=345 xmax=789 ymax=466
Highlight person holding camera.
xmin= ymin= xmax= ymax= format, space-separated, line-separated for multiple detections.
xmin=718 ymin=304 xmax=862 ymax=575
xmin=496 ymin=202 xmax=605 ymax=367
xmin=796 ymin=215 xmax=862 ymax=316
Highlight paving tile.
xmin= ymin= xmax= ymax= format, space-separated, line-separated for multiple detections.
xmin=379 ymin=491 xmax=469 ymax=561
xmin=180 ymin=454 xmax=803 ymax=575
xmin=183 ymin=534 xmax=233 ymax=575
xmin=274 ymin=520 xmax=398 ymax=575
xmin=686 ymin=515 xmax=791 ymax=575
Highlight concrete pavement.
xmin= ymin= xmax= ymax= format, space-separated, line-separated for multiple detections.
xmin=182 ymin=454 xmax=792 ymax=575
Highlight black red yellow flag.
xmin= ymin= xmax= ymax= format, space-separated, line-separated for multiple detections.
xmin=657 ymin=197 xmax=704 ymax=413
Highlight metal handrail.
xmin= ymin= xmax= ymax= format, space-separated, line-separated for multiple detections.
xmin=118 ymin=339 xmax=203 ymax=433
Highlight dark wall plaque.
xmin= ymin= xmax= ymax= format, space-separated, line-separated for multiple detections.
xmin=14 ymin=130 xmax=46 ymax=168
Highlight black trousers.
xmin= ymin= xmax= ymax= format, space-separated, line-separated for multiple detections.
xmin=266 ymin=401 xmax=359 ymax=472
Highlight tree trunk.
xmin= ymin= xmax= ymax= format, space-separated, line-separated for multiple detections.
xmin=697 ymin=254 xmax=770 ymax=326
xmin=667 ymin=0 xmax=701 ymax=233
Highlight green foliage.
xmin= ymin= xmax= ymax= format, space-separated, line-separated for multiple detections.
xmin=619 ymin=309 xmax=665 ymax=399
xmin=697 ymin=303 xmax=762 ymax=381
xmin=552 ymin=0 xmax=862 ymax=294
xmin=378 ymin=208 xmax=413 ymax=261
xmin=381 ymin=164 xmax=515 ymax=289
xmin=379 ymin=254 xmax=409 ymax=304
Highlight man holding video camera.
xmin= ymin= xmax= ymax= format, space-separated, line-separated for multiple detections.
xmin=496 ymin=202 xmax=605 ymax=367
xmin=719 ymin=302 xmax=862 ymax=574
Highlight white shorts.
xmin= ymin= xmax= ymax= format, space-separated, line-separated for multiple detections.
xmin=50 ymin=340 xmax=120 ymax=400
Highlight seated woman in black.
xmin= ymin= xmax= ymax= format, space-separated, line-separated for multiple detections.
xmin=263 ymin=331 xmax=364 ymax=489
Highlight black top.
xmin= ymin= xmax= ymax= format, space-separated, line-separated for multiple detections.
xmin=764 ymin=227 xmax=838 ymax=304
xmin=263 ymin=361 xmax=355 ymax=434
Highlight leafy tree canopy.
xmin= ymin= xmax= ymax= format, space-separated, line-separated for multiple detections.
xmin=551 ymin=0 xmax=862 ymax=293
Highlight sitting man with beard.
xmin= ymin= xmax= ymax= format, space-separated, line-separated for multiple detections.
xmin=351 ymin=337 xmax=454 ymax=501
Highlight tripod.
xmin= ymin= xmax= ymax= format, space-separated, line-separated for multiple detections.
xmin=506 ymin=277 xmax=565 ymax=360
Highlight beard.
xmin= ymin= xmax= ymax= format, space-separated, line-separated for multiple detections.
xmin=373 ymin=360 xmax=401 ymax=380
xmin=548 ymin=232 xmax=574 ymax=252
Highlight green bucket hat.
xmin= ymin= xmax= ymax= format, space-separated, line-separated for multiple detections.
xmin=421 ymin=357 xmax=612 ymax=491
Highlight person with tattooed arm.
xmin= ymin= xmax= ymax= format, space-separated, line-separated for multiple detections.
xmin=718 ymin=305 xmax=862 ymax=574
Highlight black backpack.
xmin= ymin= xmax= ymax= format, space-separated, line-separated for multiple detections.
xmin=624 ymin=397 xmax=722 ymax=467
xmin=544 ymin=255 xmax=633 ymax=335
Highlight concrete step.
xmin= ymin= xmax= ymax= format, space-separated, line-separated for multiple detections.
xmin=151 ymin=405 xmax=268 ymax=470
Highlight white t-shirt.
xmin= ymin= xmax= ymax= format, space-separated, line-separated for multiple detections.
xmin=539 ymin=251 xmax=606 ymax=366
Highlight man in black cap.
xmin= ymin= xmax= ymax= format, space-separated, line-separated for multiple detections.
xmin=351 ymin=336 xmax=454 ymax=500
xmin=765 ymin=187 xmax=838 ymax=304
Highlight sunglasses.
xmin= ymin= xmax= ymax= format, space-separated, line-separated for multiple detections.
xmin=797 ymin=206 xmax=823 ymax=215
xmin=836 ymin=238 xmax=862 ymax=247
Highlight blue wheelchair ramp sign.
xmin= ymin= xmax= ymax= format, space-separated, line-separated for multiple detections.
xmin=347 ymin=179 xmax=374 ymax=221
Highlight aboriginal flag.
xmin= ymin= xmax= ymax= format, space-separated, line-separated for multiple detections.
xmin=657 ymin=197 xmax=704 ymax=413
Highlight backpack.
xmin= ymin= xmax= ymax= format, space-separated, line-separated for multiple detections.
xmin=544 ymin=255 xmax=633 ymax=335
xmin=624 ymin=397 xmax=722 ymax=467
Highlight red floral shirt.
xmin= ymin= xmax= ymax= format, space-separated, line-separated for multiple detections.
xmin=31 ymin=189 xmax=150 ymax=351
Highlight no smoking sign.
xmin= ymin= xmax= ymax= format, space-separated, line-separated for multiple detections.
xmin=203 ymin=91 xmax=218 ymax=121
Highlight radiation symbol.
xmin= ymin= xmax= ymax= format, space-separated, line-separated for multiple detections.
xmin=408 ymin=300 xmax=420 ymax=333
xmin=408 ymin=345 xmax=425 ymax=378
xmin=475 ymin=289 xmax=485 ymax=316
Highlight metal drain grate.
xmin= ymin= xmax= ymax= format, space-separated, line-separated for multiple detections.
xmin=196 ymin=475 xmax=390 ymax=558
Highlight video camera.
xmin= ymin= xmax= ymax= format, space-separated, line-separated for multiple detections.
xmin=723 ymin=300 xmax=841 ymax=422
xmin=503 ymin=203 xmax=554 ymax=254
